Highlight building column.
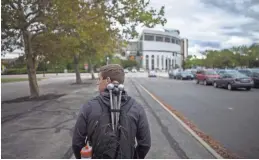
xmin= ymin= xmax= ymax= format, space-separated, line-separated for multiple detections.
xmin=149 ymin=54 xmax=152 ymax=70
xmin=143 ymin=54 xmax=146 ymax=69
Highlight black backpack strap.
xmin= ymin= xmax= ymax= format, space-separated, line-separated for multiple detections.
xmin=86 ymin=96 xmax=104 ymax=146
xmin=115 ymin=97 xmax=135 ymax=159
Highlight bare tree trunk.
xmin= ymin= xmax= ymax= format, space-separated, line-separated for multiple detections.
xmin=89 ymin=59 xmax=95 ymax=80
xmin=74 ymin=54 xmax=82 ymax=84
xmin=23 ymin=31 xmax=40 ymax=98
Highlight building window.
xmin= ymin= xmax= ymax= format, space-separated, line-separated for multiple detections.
xmin=155 ymin=36 xmax=164 ymax=42
xmin=171 ymin=38 xmax=176 ymax=43
xmin=157 ymin=55 xmax=159 ymax=69
xmin=144 ymin=34 xmax=154 ymax=41
xmin=145 ymin=55 xmax=149 ymax=70
xmin=175 ymin=39 xmax=179 ymax=44
xmin=165 ymin=37 xmax=170 ymax=43
xmin=151 ymin=55 xmax=155 ymax=70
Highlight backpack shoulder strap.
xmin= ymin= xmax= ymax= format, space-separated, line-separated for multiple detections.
xmin=123 ymin=96 xmax=135 ymax=114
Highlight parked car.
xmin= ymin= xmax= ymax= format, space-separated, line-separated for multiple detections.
xmin=139 ymin=68 xmax=145 ymax=72
xmin=132 ymin=68 xmax=137 ymax=73
xmin=238 ymin=69 xmax=259 ymax=88
xmin=175 ymin=71 xmax=194 ymax=80
xmin=124 ymin=69 xmax=129 ymax=73
xmin=148 ymin=70 xmax=157 ymax=77
xmin=196 ymin=70 xmax=220 ymax=85
xmin=168 ymin=68 xmax=182 ymax=79
xmin=213 ymin=72 xmax=254 ymax=90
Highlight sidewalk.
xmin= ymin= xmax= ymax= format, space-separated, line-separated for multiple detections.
xmin=1 ymin=80 xmax=98 ymax=159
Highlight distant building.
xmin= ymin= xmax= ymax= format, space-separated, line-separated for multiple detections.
xmin=181 ymin=38 xmax=188 ymax=60
xmin=125 ymin=28 xmax=184 ymax=70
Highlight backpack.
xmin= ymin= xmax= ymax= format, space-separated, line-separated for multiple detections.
xmin=87 ymin=96 xmax=136 ymax=159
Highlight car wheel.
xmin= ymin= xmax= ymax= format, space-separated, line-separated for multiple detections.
xmin=246 ymin=87 xmax=251 ymax=91
xmin=196 ymin=80 xmax=199 ymax=84
xmin=227 ymin=83 xmax=232 ymax=91
xmin=204 ymin=80 xmax=208 ymax=86
xmin=213 ymin=82 xmax=218 ymax=88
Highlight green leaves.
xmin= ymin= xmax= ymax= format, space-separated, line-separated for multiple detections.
xmin=185 ymin=45 xmax=259 ymax=68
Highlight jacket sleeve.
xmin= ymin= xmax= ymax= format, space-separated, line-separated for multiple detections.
xmin=72 ymin=103 xmax=91 ymax=159
xmin=135 ymin=104 xmax=151 ymax=159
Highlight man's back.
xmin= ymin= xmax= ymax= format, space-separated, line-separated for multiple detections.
xmin=72 ymin=89 xmax=151 ymax=159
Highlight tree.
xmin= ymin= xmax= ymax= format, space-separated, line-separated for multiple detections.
xmin=121 ymin=60 xmax=138 ymax=68
xmin=185 ymin=45 xmax=259 ymax=69
xmin=1 ymin=0 xmax=84 ymax=97
xmin=64 ymin=0 xmax=167 ymax=83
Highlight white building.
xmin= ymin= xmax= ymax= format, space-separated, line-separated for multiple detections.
xmin=137 ymin=29 xmax=183 ymax=70
xmin=181 ymin=38 xmax=188 ymax=60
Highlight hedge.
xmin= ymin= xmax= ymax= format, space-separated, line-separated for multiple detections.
xmin=2 ymin=68 xmax=88 ymax=75
xmin=3 ymin=68 xmax=27 ymax=75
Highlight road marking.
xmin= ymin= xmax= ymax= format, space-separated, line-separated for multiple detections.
xmin=228 ymin=108 xmax=233 ymax=110
xmin=138 ymin=83 xmax=223 ymax=159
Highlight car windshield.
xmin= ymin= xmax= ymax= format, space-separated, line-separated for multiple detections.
xmin=230 ymin=72 xmax=248 ymax=78
xmin=205 ymin=70 xmax=217 ymax=75
xmin=251 ymin=69 xmax=259 ymax=73
xmin=182 ymin=71 xmax=191 ymax=74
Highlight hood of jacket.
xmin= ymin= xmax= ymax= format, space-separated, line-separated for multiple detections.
xmin=99 ymin=88 xmax=130 ymax=107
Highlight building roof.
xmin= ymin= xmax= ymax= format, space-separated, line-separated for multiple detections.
xmin=139 ymin=28 xmax=181 ymax=40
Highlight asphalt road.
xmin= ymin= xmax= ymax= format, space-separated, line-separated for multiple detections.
xmin=130 ymin=73 xmax=259 ymax=158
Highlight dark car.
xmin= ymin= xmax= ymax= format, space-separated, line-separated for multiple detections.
xmin=213 ymin=72 xmax=253 ymax=90
xmin=175 ymin=71 xmax=194 ymax=80
xmin=238 ymin=69 xmax=259 ymax=88
xmin=196 ymin=70 xmax=220 ymax=85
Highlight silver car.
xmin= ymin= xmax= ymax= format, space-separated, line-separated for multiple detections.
xmin=213 ymin=72 xmax=254 ymax=91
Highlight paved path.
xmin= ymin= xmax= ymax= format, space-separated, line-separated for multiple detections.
xmin=1 ymin=74 xmax=215 ymax=158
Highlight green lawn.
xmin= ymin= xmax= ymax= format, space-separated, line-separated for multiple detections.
xmin=1 ymin=78 xmax=44 ymax=83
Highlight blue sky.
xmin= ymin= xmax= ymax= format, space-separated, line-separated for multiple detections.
xmin=137 ymin=0 xmax=259 ymax=57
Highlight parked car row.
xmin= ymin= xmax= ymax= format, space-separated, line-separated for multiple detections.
xmin=195 ymin=68 xmax=259 ymax=91
xmin=124 ymin=68 xmax=145 ymax=73
xmin=168 ymin=69 xmax=195 ymax=80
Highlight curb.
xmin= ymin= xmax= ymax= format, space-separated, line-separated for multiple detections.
xmin=138 ymin=83 xmax=223 ymax=159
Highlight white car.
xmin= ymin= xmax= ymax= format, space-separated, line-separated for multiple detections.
xmin=148 ymin=70 xmax=157 ymax=77
xmin=132 ymin=68 xmax=137 ymax=73
xmin=124 ymin=69 xmax=129 ymax=73
xmin=139 ymin=68 xmax=145 ymax=72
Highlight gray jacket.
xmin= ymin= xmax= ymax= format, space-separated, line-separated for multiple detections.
xmin=72 ymin=89 xmax=151 ymax=159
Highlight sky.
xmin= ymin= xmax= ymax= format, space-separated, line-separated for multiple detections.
xmin=137 ymin=0 xmax=259 ymax=57
xmin=2 ymin=0 xmax=259 ymax=59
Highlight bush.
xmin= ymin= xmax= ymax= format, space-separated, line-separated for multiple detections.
xmin=2 ymin=68 xmax=88 ymax=75
xmin=67 ymin=69 xmax=87 ymax=73
xmin=3 ymin=68 xmax=27 ymax=75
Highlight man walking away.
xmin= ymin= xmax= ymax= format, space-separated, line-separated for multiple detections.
xmin=72 ymin=64 xmax=151 ymax=159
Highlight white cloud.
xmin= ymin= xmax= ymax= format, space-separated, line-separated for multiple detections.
xmin=222 ymin=36 xmax=253 ymax=48
xmin=138 ymin=0 xmax=258 ymax=57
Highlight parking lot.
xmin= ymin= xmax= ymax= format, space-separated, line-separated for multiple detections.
xmin=127 ymin=72 xmax=259 ymax=158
